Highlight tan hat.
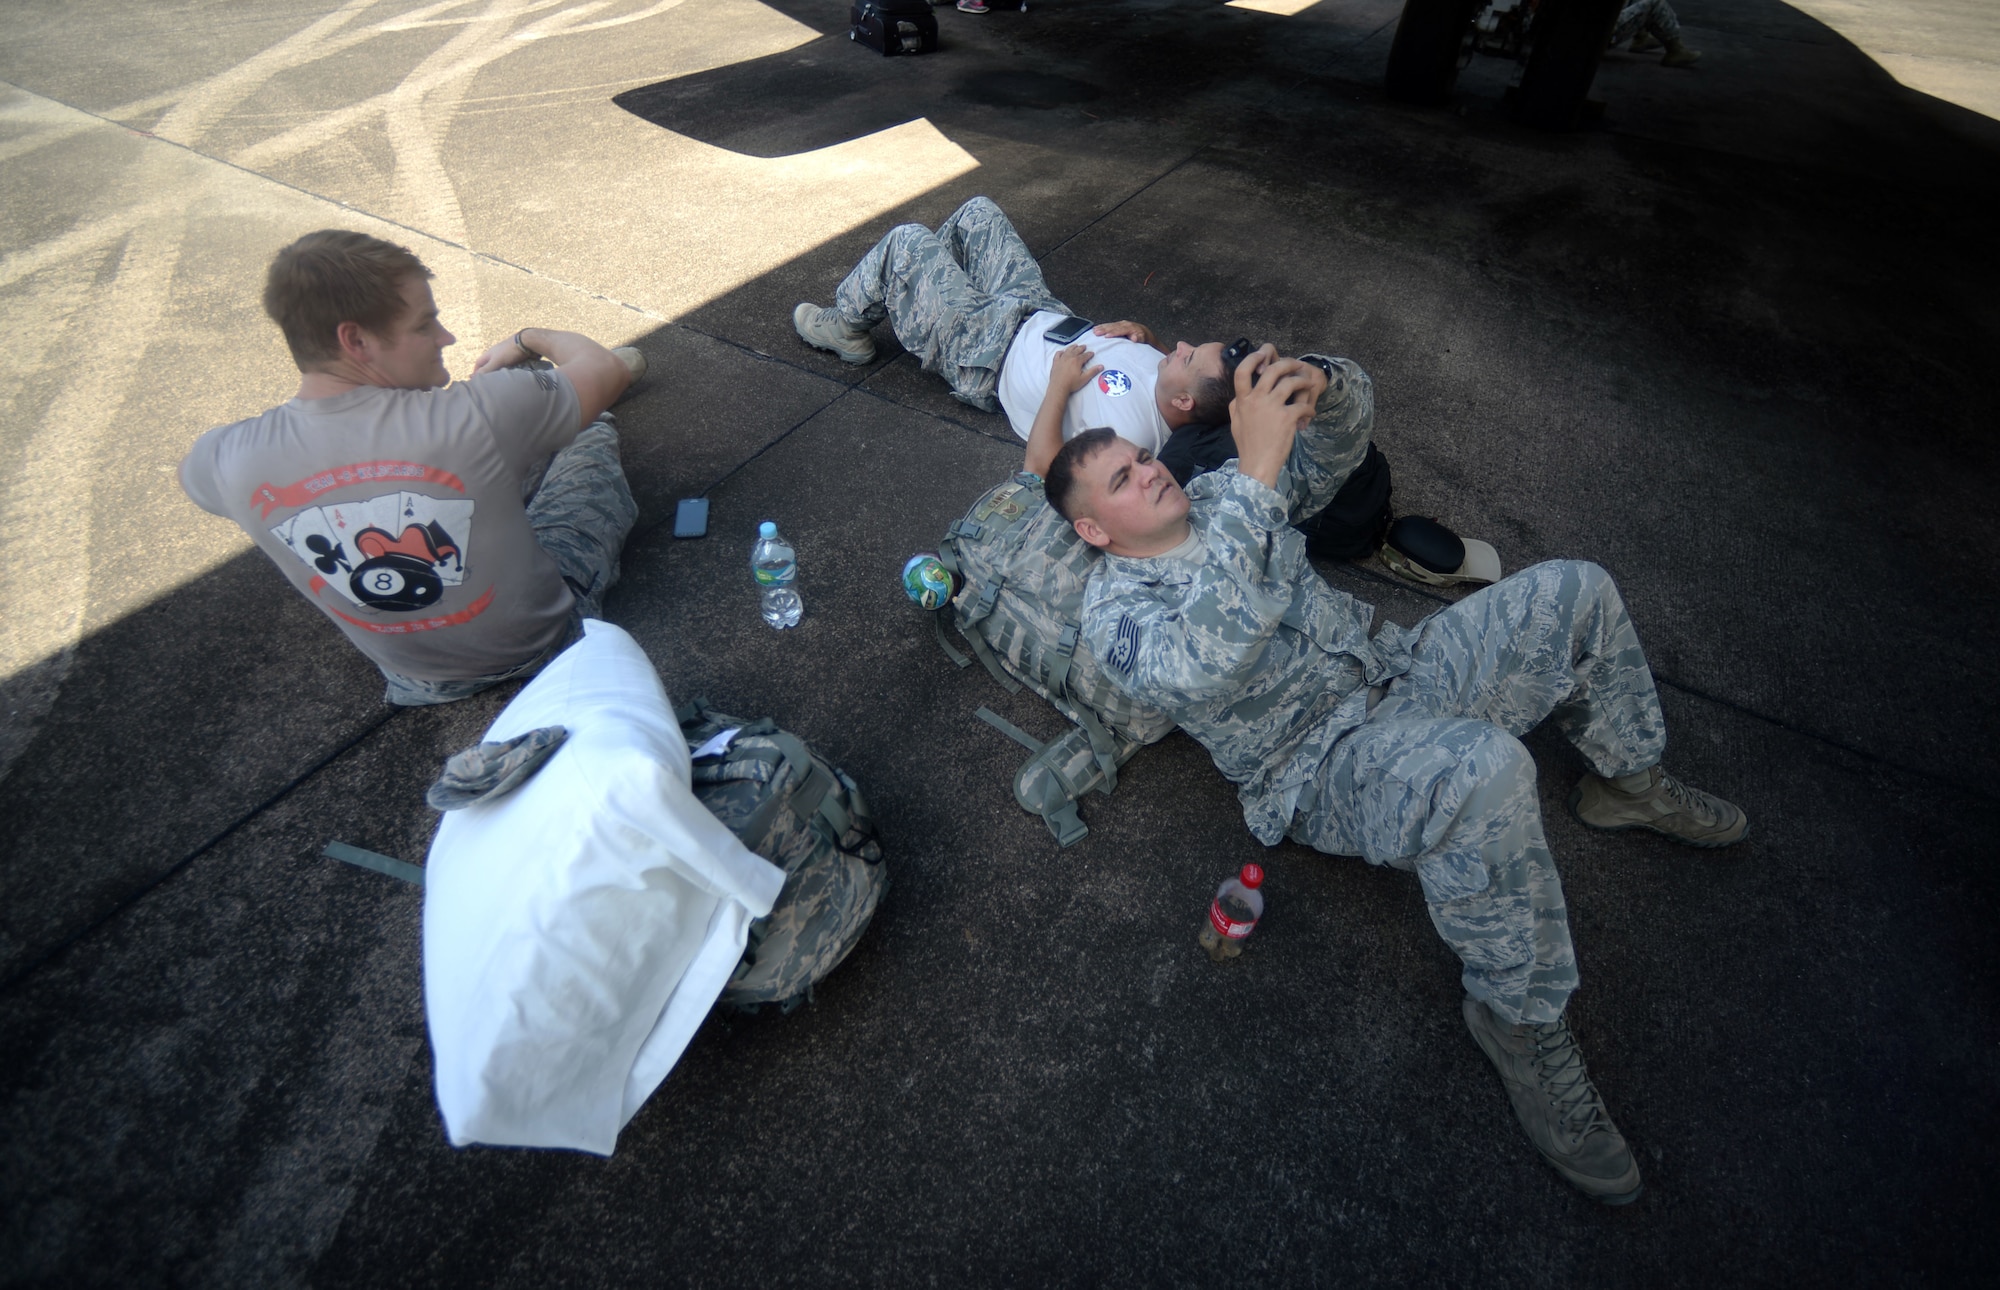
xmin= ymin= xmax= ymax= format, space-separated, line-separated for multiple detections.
xmin=1380 ymin=516 xmax=1502 ymax=587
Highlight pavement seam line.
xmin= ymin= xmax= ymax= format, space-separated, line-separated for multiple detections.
xmin=1038 ymin=149 xmax=1206 ymax=262
xmin=0 ymin=706 xmax=405 ymax=997
xmin=0 ymin=77 xmax=667 ymax=324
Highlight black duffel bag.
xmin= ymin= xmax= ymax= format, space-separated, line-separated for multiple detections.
xmin=851 ymin=0 xmax=939 ymax=56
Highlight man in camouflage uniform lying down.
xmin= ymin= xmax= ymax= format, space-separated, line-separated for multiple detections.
xmin=1038 ymin=345 xmax=1748 ymax=1205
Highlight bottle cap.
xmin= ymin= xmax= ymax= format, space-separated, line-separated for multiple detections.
xmin=1240 ymin=863 xmax=1264 ymax=889
xmin=758 ymin=521 xmax=777 ymax=539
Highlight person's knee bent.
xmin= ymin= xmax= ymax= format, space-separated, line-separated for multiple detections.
xmin=1542 ymin=557 xmax=1618 ymax=614
xmin=1461 ymin=724 xmax=1537 ymax=800
xmin=1388 ymin=720 xmax=1537 ymax=861
xmin=954 ymin=196 xmax=1002 ymax=220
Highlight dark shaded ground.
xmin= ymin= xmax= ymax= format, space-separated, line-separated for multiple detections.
xmin=3 ymin=1 xmax=1997 ymax=1286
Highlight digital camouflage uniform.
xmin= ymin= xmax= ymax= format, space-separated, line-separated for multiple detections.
xmin=834 ymin=196 xmax=1067 ymax=413
xmin=1082 ymin=360 xmax=1668 ymax=1025
xmin=382 ymin=414 xmax=638 ymax=705
xmin=1610 ymin=0 xmax=1682 ymax=47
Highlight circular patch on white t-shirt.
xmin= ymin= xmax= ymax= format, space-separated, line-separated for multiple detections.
xmin=1096 ymin=370 xmax=1133 ymax=397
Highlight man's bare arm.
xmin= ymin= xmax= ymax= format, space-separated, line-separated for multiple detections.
xmin=1024 ymin=343 xmax=1104 ymax=477
xmin=470 ymin=328 xmax=630 ymax=428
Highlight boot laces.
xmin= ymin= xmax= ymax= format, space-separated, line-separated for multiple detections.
xmin=1529 ymin=1018 xmax=1612 ymax=1139
xmin=1657 ymin=770 xmax=1715 ymax=823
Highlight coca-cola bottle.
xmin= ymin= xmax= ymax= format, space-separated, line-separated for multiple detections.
xmin=1198 ymin=863 xmax=1265 ymax=961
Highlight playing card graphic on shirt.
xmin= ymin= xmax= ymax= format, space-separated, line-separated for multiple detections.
xmin=271 ymin=491 xmax=475 ymax=613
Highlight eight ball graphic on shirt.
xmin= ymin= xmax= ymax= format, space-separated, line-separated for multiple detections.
xmin=270 ymin=491 xmax=475 ymax=613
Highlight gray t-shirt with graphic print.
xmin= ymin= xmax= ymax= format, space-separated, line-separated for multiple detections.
xmin=180 ymin=367 xmax=581 ymax=682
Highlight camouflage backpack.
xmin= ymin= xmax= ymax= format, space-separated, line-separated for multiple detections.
xmin=677 ymin=700 xmax=887 ymax=1013
xmin=931 ymin=472 xmax=1177 ymax=846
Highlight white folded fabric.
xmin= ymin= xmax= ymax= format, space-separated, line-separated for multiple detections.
xmin=423 ymin=620 xmax=785 ymax=1155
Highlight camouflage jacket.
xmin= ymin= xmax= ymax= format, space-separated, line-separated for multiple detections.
xmin=1082 ymin=356 xmax=1414 ymax=843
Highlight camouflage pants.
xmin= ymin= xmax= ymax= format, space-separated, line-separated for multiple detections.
xmin=1611 ymin=0 xmax=1681 ymax=46
xmin=1289 ymin=561 xmax=1667 ymax=1025
xmin=381 ymin=415 xmax=638 ymax=706
xmin=835 ymin=196 xmax=1067 ymax=412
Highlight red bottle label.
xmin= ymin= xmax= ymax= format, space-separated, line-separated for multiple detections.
xmin=1208 ymin=899 xmax=1256 ymax=940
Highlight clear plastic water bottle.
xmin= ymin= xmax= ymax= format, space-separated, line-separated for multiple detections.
xmin=1198 ymin=863 xmax=1265 ymax=961
xmin=752 ymin=520 xmax=802 ymax=629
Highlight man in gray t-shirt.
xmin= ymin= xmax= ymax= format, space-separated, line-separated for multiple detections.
xmin=180 ymin=229 xmax=641 ymax=705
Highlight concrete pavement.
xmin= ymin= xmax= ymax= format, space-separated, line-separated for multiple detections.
xmin=2 ymin=1 xmax=1996 ymax=1284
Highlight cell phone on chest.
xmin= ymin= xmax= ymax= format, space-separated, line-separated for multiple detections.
xmin=1044 ymin=315 xmax=1094 ymax=345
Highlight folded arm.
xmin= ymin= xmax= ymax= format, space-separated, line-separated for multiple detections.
xmin=471 ymin=328 xmax=630 ymax=429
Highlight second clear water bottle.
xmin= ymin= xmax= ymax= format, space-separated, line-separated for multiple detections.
xmin=752 ymin=520 xmax=802 ymax=629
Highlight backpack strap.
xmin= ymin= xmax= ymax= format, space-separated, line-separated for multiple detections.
xmin=1069 ymin=701 xmax=1123 ymax=795
xmin=931 ymin=608 xmax=972 ymax=670
xmin=731 ymin=731 xmax=853 ymax=853
xmin=973 ymin=708 xmax=1083 ymax=843
xmin=927 ymin=546 xmax=975 ymax=671
xmin=324 ymin=840 xmax=425 ymax=886
xmin=956 ymin=586 xmax=1025 ymax=695
xmin=975 ymin=706 xmax=1044 ymax=753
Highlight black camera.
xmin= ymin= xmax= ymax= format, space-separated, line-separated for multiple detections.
xmin=1221 ymin=337 xmax=1261 ymax=385
xmin=1222 ymin=339 xmax=1335 ymax=387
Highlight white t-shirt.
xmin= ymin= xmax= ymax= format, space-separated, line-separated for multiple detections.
xmin=180 ymin=368 xmax=581 ymax=681
xmin=996 ymin=311 xmax=1170 ymax=456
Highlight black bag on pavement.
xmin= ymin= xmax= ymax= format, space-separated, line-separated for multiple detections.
xmin=851 ymin=0 xmax=939 ymax=56
xmin=1157 ymin=425 xmax=1394 ymax=561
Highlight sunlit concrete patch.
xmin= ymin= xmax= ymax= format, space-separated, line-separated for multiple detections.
xmin=207 ymin=0 xmax=979 ymax=323
xmin=1226 ymin=0 xmax=1324 ymax=16
xmin=0 ymin=88 xmax=653 ymax=782
xmin=1786 ymin=0 xmax=2000 ymax=122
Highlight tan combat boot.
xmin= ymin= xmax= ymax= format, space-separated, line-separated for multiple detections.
xmin=1571 ymin=766 xmax=1749 ymax=848
xmin=1463 ymin=998 xmax=1644 ymax=1205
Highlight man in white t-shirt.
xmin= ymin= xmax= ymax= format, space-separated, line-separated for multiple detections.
xmin=791 ymin=197 xmax=1231 ymax=457
xmin=180 ymin=229 xmax=642 ymax=705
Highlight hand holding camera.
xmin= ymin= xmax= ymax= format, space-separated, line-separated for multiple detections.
xmin=1228 ymin=342 xmax=1325 ymax=491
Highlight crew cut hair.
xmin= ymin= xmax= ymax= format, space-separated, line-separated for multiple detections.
xmin=1189 ymin=372 xmax=1232 ymax=427
xmin=263 ymin=230 xmax=433 ymax=369
xmin=1045 ymin=427 xmax=1119 ymax=522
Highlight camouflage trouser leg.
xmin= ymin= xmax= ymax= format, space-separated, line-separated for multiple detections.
xmin=1611 ymin=0 xmax=1680 ymax=46
xmin=1288 ymin=561 xmax=1667 ymax=1023
xmin=1293 ymin=717 xmax=1576 ymax=1025
xmin=1377 ymin=559 xmax=1667 ymax=777
xmin=834 ymin=196 xmax=1067 ymax=411
xmin=524 ymin=414 xmax=639 ymax=621
xmin=378 ymin=416 xmax=637 ymax=706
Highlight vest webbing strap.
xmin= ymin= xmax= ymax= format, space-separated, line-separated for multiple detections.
xmin=975 ymin=706 xmax=1044 ymax=754
xmin=960 ymin=618 xmax=1023 ymax=694
xmin=325 ymin=841 xmax=425 ymax=886
xmin=932 ymin=609 xmax=971 ymax=669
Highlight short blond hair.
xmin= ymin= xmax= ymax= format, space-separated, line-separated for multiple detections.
xmin=263 ymin=230 xmax=432 ymax=368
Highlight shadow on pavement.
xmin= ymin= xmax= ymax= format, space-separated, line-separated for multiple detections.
xmin=3 ymin=0 xmax=1997 ymax=1284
